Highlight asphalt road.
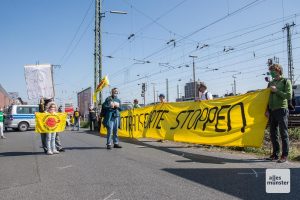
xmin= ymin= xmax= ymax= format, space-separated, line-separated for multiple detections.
xmin=0 ymin=128 xmax=299 ymax=200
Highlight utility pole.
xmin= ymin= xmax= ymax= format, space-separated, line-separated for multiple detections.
xmin=177 ymin=84 xmax=179 ymax=99
xmin=94 ymin=1 xmax=127 ymax=108
xmin=166 ymin=78 xmax=169 ymax=102
xmin=232 ymin=75 xmax=237 ymax=95
xmin=283 ymin=22 xmax=295 ymax=84
xmin=189 ymin=55 xmax=198 ymax=100
xmin=94 ymin=0 xmax=102 ymax=107
xmin=151 ymin=83 xmax=156 ymax=104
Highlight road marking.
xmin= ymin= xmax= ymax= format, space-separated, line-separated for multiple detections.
xmin=103 ymin=191 xmax=120 ymax=200
xmin=237 ymin=169 xmax=265 ymax=178
xmin=252 ymin=169 xmax=258 ymax=178
xmin=57 ymin=165 xmax=73 ymax=170
xmin=136 ymin=145 xmax=146 ymax=148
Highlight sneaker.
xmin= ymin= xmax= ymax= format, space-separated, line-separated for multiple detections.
xmin=58 ymin=148 xmax=65 ymax=152
xmin=47 ymin=151 xmax=53 ymax=155
xmin=53 ymin=150 xmax=60 ymax=154
xmin=0 ymin=136 xmax=6 ymax=139
xmin=106 ymin=145 xmax=112 ymax=150
xmin=265 ymin=155 xmax=279 ymax=161
xmin=277 ymin=156 xmax=288 ymax=163
xmin=113 ymin=144 xmax=122 ymax=148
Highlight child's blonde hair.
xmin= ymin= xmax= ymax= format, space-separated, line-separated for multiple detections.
xmin=46 ymin=102 xmax=57 ymax=111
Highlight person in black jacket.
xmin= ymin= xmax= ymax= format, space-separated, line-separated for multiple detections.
xmin=88 ymin=107 xmax=97 ymax=131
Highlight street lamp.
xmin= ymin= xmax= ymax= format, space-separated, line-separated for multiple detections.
xmin=189 ymin=55 xmax=198 ymax=100
xmin=94 ymin=0 xmax=127 ymax=107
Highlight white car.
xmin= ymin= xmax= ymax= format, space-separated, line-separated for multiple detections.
xmin=4 ymin=105 xmax=39 ymax=131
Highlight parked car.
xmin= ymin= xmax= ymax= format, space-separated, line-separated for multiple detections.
xmin=4 ymin=105 xmax=39 ymax=131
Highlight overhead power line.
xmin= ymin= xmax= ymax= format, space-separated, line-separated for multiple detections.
xmin=59 ymin=0 xmax=94 ymax=64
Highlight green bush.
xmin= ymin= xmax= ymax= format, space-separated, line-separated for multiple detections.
xmin=289 ymin=128 xmax=300 ymax=141
xmin=80 ymin=121 xmax=89 ymax=128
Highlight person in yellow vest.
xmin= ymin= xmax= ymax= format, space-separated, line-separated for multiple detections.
xmin=73 ymin=108 xmax=81 ymax=131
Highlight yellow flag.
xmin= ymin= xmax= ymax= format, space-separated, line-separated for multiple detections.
xmin=35 ymin=112 xmax=67 ymax=133
xmin=93 ymin=75 xmax=109 ymax=102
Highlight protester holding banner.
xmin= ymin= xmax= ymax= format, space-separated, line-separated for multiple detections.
xmin=198 ymin=82 xmax=213 ymax=100
xmin=266 ymin=64 xmax=292 ymax=163
xmin=133 ymin=99 xmax=141 ymax=108
xmin=157 ymin=94 xmax=166 ymax=142
xmin=45 ymin=102 xmax=60 ymax=155
xmin=39 ymin=97 xmax=48 ymax=153
xmin=103 ymin=88 xmax=122 ymax=149
xmin=159 ymin=94 xmax=166 ymax=103
xmin=39 ymin=98 xmax=65 ymax=153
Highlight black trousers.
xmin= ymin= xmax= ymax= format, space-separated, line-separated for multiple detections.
xmin=89 ymin=119 xmax=97 ymax=131
xmin=269 ymin=108 xmax=289 ymax=157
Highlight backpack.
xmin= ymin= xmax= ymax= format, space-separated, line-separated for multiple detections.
xmin=100 ymin=97 xmax=112 ymax=118
xmin=284 ymin=78 xmax=296 ymax=111
xmin=100 ymin=103 xmax=107 ymax=118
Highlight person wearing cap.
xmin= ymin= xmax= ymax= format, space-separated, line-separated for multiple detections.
xmin=265 ymin=63 xmax=292 ymax=163
xmin=133 ymin=99 xmax=141 ymax=108
xmin=198 ymin=82 xmax=213 ymax=100
xmin=159 ymin=94 xmax=166 ymax=103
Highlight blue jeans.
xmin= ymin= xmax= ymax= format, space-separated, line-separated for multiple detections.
xmin=269 ymin=108 xmax=289 ymax=157
xmin=46 ymin=133 xmax=57 ymax=152
xmin=106 ymin=117 xmax=119 ymax=145
xmin=73 ymin=118 xmax=80 ymax=131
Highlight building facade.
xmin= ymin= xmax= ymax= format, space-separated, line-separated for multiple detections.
xmin=0 ymin=84 xmax=11 ymax=108
xmin=184 ymin=81 xmax=201 ymax=99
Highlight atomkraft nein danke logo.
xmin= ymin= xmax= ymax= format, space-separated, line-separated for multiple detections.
xmin=42 ymin=114 xmax=61 ymax=131
xmin=266 ymin=169 xmax=290 ymax=193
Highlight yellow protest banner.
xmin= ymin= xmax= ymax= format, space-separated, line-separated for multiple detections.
xmin=101 ymin=89 xmax=270 ymax=148
xmin=35 ymin=112 xmax=67 ymax=133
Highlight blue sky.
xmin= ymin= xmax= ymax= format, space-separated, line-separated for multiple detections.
xmin=1 ymin=0 xmax=300 ymax=105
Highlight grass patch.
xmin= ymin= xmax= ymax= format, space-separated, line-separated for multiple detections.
xmin=191 ymin=128 xmax=299 ymax=162
xmin=80 ymin=121 xmax=89 ymax=128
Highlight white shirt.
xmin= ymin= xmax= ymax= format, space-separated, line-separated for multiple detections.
xmin=199 ymin=90 xmax=213 ymax=100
